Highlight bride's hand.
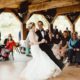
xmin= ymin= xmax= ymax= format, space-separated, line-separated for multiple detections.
xmin=41 ymin=39 xmax=46 ymax=43
xmin=29 ymin=42 xmax=34 ymax=45
xmin=45 ymin=40 xmax=47 ymax=43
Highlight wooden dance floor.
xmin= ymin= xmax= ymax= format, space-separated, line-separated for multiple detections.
xmin=0 ymin=61 xmax=80 ymax=80
xmin=51 ymin=66 xmax=80 ymax=80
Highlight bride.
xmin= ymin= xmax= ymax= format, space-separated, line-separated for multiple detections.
xmin=20 ymin=22 xmax=62 ymax=80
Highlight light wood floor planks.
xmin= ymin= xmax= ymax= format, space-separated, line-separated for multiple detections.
xmin=0 ymin=61 xmax=80 ymax=80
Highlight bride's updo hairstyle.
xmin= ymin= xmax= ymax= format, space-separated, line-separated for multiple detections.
xmin=28 ymin=22 xmax=35 ymax=29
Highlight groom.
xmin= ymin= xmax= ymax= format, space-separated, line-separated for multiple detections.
xmin=36 ymin=21 xmax=64 ymax=70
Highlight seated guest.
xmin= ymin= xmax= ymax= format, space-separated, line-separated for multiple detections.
xmin=59 ymin=31 xmax=69 ymax=61
xmin=68 ymin=32 xmax=80 ymax=66
xmin=47 ymin=31 xmax=55 ymax=48
xmin=5 ymin=34 xmax=16 ymax=51
xmin=54 ymin=26 xmax=58 ymax=35
xmin=2 ymin=34 xmax=16 ymax=60
xmin=0 ymin=37 xmax=7 ymax=58
xmin=52 ymin=33 xmax=61 ymax=60
xmin=54 ymin=33 xmax=61 ymax=44
xmin=59 ymin=30 xmax=63 ymax=39
xmin=47 ymin=24 xmax=57 ymax=48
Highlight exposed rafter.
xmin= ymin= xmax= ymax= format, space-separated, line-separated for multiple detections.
xmin=28 ymin=0 xmax=80 ymax=13
xmin=0 ymin=0 xmax=26 ymax=8
xmin=56 ymin=4 xmax=80 ymax=15
xmin=0 ymin=0 xmax=79 ymax=15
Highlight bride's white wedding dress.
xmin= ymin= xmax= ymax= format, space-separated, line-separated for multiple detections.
xmin=20 ymin=29 xmax=62 ymax=80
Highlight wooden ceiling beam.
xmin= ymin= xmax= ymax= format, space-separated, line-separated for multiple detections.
xmin=0 ymin=0 xmax=80 ymax=14
xmin=56 ymin=4 xmax=80 ymax=15
xmin=0 ymin=0 xmax=25 ymax=8
xmin=28 ymin=0 xmax=80 ymax=13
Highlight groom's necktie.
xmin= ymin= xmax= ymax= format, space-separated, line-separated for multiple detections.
xmin=40 ymin=30 xmax=44 ymax=38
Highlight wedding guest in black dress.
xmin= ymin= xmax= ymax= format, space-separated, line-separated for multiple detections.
xmin=47 ymin=31 xmax=55 ymax=49
xmin=59 ymin=31 xmax=69 ymax=61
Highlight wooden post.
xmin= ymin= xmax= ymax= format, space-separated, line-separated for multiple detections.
xmin=22 ymin=23 xmax=29 ymax=40
xmin=73 ymin=23 xmax=75 ymax=32
xmin=22 ymin=12 xmax=31 ymax=40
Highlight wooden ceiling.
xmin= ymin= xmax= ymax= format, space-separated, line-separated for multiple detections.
xmin=0 ymin=0 xmax=80 ymax=14
xmin=28 ymin=0 xmax=80 ymax=13
xmin=0 ymin=0 xmax=49 ymax=8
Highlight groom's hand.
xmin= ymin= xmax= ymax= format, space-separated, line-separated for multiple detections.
xmin=41 ymin=39 xmax=48 ymax=43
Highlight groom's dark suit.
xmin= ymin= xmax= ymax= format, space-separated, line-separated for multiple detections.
xmin=36 ymin=29 xmax=64 ymax=70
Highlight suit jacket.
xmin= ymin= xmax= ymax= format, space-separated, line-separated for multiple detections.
xmin=36 ymin=29 xmax=48 ymax=42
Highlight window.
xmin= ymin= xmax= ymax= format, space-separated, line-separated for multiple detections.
xmin=26 ymin=14 xmax=50 ymax=30
xmin=0 ymin=12 xmax=22 ymax=43
xmin=74 ymin=16 xmax=80 ymax=36
xmin=53 ymin=15 xmax=73 ymax=33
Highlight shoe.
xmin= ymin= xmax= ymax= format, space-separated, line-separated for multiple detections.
xmin=63 ymin=62 xmax=70 ymax=69
xmin=63 ymin=57 xmax=68 ymax=64
xmin=27 ymin=54 xmax=32 ymax=57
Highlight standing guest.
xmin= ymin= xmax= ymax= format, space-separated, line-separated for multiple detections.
xmin=54 ymin=26 xmax=58 ymax=36
xmin=66 ymin=27 xmax=71 ymax=35
xmin=68 ymin=32 xmax=80 ymax=66
xmin=59 ymin=30 xmax=63 ymax=39
xmin=54 ymin=26 xmax=58 ymax=32
xmin=50 ymin=24 xmax=54 ymax=35
xmin=66 ymin=27 xmax=71 ymax=40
